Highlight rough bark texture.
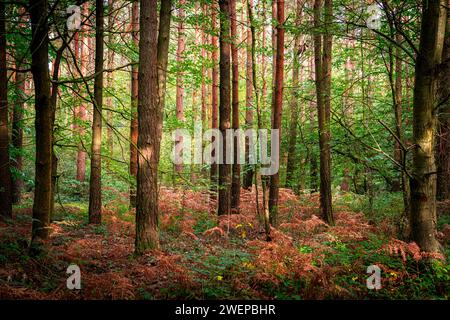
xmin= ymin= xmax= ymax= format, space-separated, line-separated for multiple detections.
xmin=135 ymin=0 xmax=171 ymax=254
xmin=30 ymin=0 xmax=52 ymax=241
xmin=313 ymin=0 xmax=334 ymax=225
xmin=130 ymin=0 xmax=139 ymax=207
xmin=437 ymin=6 xmax=450 ymax=201
xmin=230 ymin=0 xmax=240 ymax=212
xmin=0 ymin=1 xmax=12 ymax=218
xmin=410 ymin=0 xmax=447 ymax=253
xmin=88 ymin=0 xmax=104 ymax=224
xmin=268 ymin=0 xmax=284 ymax=227
xmin=243 ymin=0 xmax=254 ymax=190
xmin=218 ymin=0 xmax=232 ymax=216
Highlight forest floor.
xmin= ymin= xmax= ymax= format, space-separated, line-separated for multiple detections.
xmin=0 ymin=187 xmax=449 ymax=299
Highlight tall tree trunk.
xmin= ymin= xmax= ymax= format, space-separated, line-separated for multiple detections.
xmin=268 ymin=0 xmax=284 ymax=227
xmin=88 ymin=0 xmax=104 ymax=224
xmin=106 ymin=0 xmax=115 ymax=169
xmin=211 ymin=1 xmax=219 ymax=199
xmin=0 ymin=1 xmax=12 ymax=218
xmin=218 ymin=0 xmax=232 ymax=216
xmin=175 ymin=0 xmax=185 ymax=175
xmin=313 ymin=0 xmax=333 ymax=225
xmin=76 ymin=3 xmax=88 ymax=183
xmin=230 ymin=0 xmax=241 ymax=212
xmin=12 ymin=7 xmax=26 ymax=205
xmin=135 ymin=0 xmax=172 ymax=254
xmin=130 ymin=0 xmax=139 ymax=207
xmin=243 ymin=0 xmax=254 ymax=190
xmin=309 ymin=54 xmax=318 ymax=192
xmin=285 ymin=0 xmax=302 ymax=189
xmin=30 ymin=0 xmax=52 ymax=242
xmin=437 ymin=7 xmax=450 ymax=201
xmin=410 ymin=0 xmax=447 ymax=253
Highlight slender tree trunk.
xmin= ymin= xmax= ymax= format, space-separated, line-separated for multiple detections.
xmin=88 ymin=0 xmax=104 ymax=224
xmin=76 ymin=4 xmax=88 ymax=183
xmin=268 ymin=0 xmax=284 ymax=227
xmin=30 ymin=0 xmax=52 ymax=242
xmin=243 ymin=0 xmax=254 ymax=190
xmin=130 ymin=0 xmax=139 ymax=207
xmin=230 ymin=0 xmax=241 ymax=212
xmin=285 ymin=0 xmax=302 ymax=189
xmin=410 ymin=0 xmax=447 ymax=253
xmin=0 ymin=1 xmax=12 ymax=218
xmin=211 ymin=1 xmax=219 ymax=199
xmin=313 ymin=0 xmax=333 ymax=225
xmin=106 ymin=0 xmax=115 ymax=169
xmin=175 ymin=0 xmax=186 ymax=174
xmin=309 ymin=54 xmax=318 ymax=192
xmin=437 ymin=7 xmax=450 ymax=201
xmin=218 ymin=0 xmax=232 ymax=216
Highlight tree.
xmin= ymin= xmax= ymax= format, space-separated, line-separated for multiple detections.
xmin=437 ymin=7 xmax=450 ymax=201
xmin=285 ymin=0 xmax=303 ymax=189
xmin=30 ymin=0 xmax=52 ymax=243
xmin=88 ymin=0 xmax=104 ymax=225
xmin=106 ymin=0 xmax=115 ymax=169
xmin=313 ymin=0 xmax=334 ymax=225
xmin=410 ymin=0 xmax=447 ymax=253
xmin=218 ymin=0 xmax=232 ymax=216
xmin=230 ymin=0 xmax=240 ymax=212
xmin=211 ymin=1 xmax=219 ymax=200
xmin=268 ymin=0 xmax=285 ymax=226
xmin=130 ymin=0 xmax=139 ymax=207
xmin=175 ymin=0 xmax=186 ymax=174
xmin=243 ymin=0 xmax=254 ymax=190
xmin=0 ymin=1 xmax=12 ymax=218
xmin=135 ymin=0 xmax=172 ymax=254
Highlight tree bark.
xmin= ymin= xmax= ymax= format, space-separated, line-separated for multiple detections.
xmin=106 ymin=0 xmax=115 ymax=169
xmin=230 ymin=0 xmax=241 ymax=212
xmin=30 ymin=0 xmax=52 ymax=241
xmin=313 ymin=0 xmax=334 ymax=225
xmin=437 ymin=6 xmax=450 ymax=201
xmin=285 ymin=0 xmax=302 ymax=189
xmin=268 ymin=0 xmax=284 ymax=227
xmin=175 ymin=0 xmax=186 ymax=174
xmin=211 ymin=1 xmax=219 ymax=199
xmin=88 ymin=0 xmax=104 ymax=224
xmin=0 ymin=1 xmax=12 ymax=218
xmin=135 ymin=0 xmax=172 ymax=254
xmin=243 ymin=0 xmax=254 ymax=190
xmin=218 ymin=0 xmax=232 ymax=216
xmin=410 ymin=0 xmax=447 ymax=253
xmin=130 ymin=0 xmax=139 ymax=207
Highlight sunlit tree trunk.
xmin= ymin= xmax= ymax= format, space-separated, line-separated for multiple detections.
xmin=410 ymin=0 xmax=447 ymax=253
xmin=88 ymin=0 xmax=104 ymax=224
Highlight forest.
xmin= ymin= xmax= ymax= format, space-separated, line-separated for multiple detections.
xmin=0 ymin=0 xmax=449 ymax=301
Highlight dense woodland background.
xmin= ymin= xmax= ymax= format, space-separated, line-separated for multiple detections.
xmin=0 ymin=0 xmax=449 ymax=299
